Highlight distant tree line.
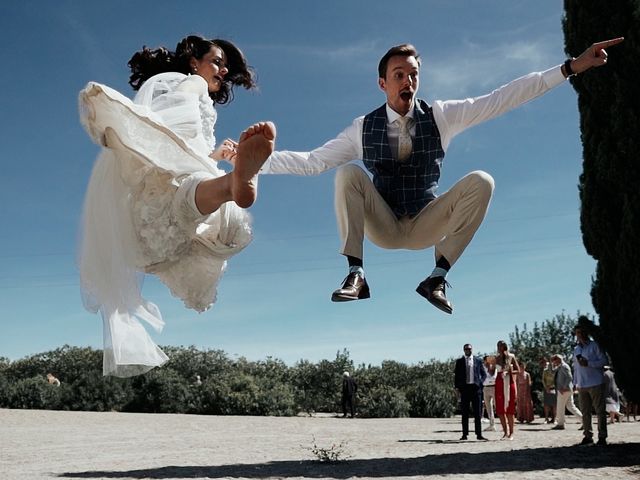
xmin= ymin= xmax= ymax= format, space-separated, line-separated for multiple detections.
xmin=0 ymin=347 xmax=455 ymax=417
xmin=2 ymin=311 xmax=616 ymax=417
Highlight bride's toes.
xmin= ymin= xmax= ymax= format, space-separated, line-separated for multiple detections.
xmin=232 ymin=122 xmax=276 ymax=208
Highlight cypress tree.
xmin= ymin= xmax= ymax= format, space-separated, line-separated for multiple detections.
xmin=563 ymin=0 xmax=640 ymax=402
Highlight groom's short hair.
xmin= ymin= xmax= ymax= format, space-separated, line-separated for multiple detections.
xmin=378 ymin=44 xmax=421 ymax=79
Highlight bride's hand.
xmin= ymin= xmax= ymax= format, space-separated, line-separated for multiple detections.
xmin=210 ymin=138 xmax=238 ymax=164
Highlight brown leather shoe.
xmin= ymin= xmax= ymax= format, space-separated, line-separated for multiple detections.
xmin=416 ymin=276 xmax=453 ymax=314
xmin=331 ymin=272 xmax=370 ymax=302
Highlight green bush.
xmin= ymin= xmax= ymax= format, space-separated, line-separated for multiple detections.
xmin=195 ymin=376 xmax=233 ymax=415
xmin=225 ymin=373 xmax=261 ymax=415
xmin=358 ymin=386 xmax=410 ymax=418
xmin=253 ymin=378 xmax=296 ymax=416
xmin=124 ymin=369 xmax=193 ymax=413
xmin=60 ymin=374 xmax=133 ymax=412
xmin=406 ymin=380 xmax=456 ymax=418
xmin=290 ymin=350 xmax=352 ymax=414
xmin=0 ymin=374 xmax=11 ymax=407
xmin=9 ymin=376 xmax=62 ymax=410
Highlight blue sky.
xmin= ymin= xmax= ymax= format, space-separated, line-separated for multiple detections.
xmin=1 ymin=1 xmax=597 ymax=366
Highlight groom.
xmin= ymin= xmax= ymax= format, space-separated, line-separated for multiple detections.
xmin=455 ymin=344 xmax=487 ymax=441
xmin=261 ymin=37 xmax=623 ymax=313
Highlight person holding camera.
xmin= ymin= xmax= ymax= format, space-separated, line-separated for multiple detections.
xmin=573 ymin=320 xmax=608 ymax=446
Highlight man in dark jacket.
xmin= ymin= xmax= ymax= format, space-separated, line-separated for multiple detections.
xmin=455 ymin=344 xmax=487 ymax=440
xmin=342 ymin=371 xmax=357 ymax=418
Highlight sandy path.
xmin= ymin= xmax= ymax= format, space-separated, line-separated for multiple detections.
xmin=1 ymin=408 xmax=639 ymax=479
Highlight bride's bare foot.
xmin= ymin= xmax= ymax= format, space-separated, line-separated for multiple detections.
xmin=232 ymin=121 xmax=276 ymax=208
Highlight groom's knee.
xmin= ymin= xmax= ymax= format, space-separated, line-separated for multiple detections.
xmin=463 ymin=170 xmax=495 ymax=205
xmin=335 ymin=164 xmax=367 ymax=191
xmin=468 ymin=170 xmax=495 ymax=194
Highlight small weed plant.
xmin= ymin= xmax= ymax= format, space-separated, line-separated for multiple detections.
xmin=305 ymin=435 xmax=351 ymax=462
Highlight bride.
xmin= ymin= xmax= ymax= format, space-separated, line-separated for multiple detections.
xmin=79 ymin=35 xmax=275 ymax=377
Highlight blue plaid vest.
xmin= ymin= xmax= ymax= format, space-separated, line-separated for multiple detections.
xmin=362 ymin=99 xmax=445 ymax=217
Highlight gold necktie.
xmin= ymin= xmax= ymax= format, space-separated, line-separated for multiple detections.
xmin=396 ymin=116 xmax=412 ymax=161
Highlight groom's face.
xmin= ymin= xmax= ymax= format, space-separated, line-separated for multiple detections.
xmin=379 ymin=54 xmax=420 ymax=116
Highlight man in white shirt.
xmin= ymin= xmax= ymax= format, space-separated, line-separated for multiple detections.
xmin=261 ymin=38 xmax=623 ymax=313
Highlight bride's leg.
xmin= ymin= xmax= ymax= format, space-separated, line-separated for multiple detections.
xmin=232 ymin=121 xmax=276 ymax=208
xmin=194 ymin=174 xmax=233 ymax=215
xmin=181 ymin=121 xmax=276 ymax=215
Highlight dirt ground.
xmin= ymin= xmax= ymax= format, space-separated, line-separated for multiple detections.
xmin=1 ymin=408 xmax=639 ymax=480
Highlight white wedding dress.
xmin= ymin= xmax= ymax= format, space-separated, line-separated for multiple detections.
xmin=79 ymin=73 xmax=252 ymax=377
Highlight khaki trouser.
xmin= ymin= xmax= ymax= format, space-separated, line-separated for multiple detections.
xmin=483 ymin=385 xmax=496 ymax=426
xmin=556 ymin=389 xmax=583 ymax=426
xmin=334 ymin=165 xmax=494 ymax=265
xmin=578 ymin=383 xmax=608 ymax=440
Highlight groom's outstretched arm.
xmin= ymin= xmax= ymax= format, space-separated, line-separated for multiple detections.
xmin=261 ymin=117 xmax=363 ymax=176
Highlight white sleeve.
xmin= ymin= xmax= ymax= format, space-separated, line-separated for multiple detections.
xmin=433 ymin=65 xmax=566 ymax=151
xmin=129 ymin=73 xmax=210 ymax=152
xmin=175 ymin=74 xmax=208 ymax=95
xmin=262 ymin=116 xmax=364 ymax=175
xmin=146 ymin=77 xmax=205 ymax=142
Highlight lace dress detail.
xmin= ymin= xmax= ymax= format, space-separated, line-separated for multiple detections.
xmin=79 ymin=72 xmax=251 ymax=376
xmin=131 ymin=169 xmax=252 ymax=312
xmin=199 ymin=95 xmax=217 ymax=150
xmin=131 ymin=170 xmax=191 ymax=267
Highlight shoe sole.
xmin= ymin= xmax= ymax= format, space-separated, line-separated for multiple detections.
xmin=415 ymin=285 xmax=453 ymax=314
xmin=331 ymin=291 xmax=371 ymax=302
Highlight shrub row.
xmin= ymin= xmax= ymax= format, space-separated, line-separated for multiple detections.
xmin=0 ymin=347 xmax=455 ymax=417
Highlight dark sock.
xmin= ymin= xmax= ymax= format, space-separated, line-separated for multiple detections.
xmin=436 ymin=256 xmax=451 ymax=271
xmin=428 ymin=256 xmax=451 ymax=282
xmin=346 ymin=255 xmax=363 ymax=268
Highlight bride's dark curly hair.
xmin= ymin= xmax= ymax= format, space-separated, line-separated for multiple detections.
xmin=127 ymin=35 xmax=255 ymax=105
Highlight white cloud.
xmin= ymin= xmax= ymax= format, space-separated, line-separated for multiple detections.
xmin=422 ymin=34 xmax=562 ymax=100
